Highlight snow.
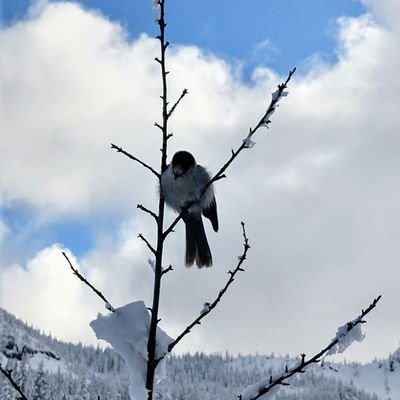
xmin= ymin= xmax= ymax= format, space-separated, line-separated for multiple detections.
xmin=2 ymin=307 xmax=400 ymax=400
xmin=28 ymin=352 xmax=67 ymax=374
xmin=148 ymin=258 xmax=156 ymax=273
xmin=242 ymin=132 xmax=256 ymax=149
xmin=327 ymin=318 xmax=365 ymax=356
xmin=200 ymin=302 xmax=210 ymax=315
xmin=271 ymin=89 xmax=289 ymax=101
xmin=105 ymin=302 xmax=115 ymax=312
xmin=90 ymin=300 xmax=173 ymax=400
xmin=240 ymin=377 xmax=280 ymax=399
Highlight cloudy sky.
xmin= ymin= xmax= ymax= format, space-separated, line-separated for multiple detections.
xmin=1 ymin=0 xmax=399 ymax=364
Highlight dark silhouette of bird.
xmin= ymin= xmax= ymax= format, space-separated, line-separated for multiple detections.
xmin=161 ymin=151 xmax=218 ymax=267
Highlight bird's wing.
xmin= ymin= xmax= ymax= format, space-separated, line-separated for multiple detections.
xmin=203 ymin=196 xmax=219 ymax=232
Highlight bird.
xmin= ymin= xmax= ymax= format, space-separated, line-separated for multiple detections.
xmin=161 ymin=150 xmax=218 ymax=268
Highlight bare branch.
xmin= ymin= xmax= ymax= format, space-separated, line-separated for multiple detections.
xmin=154 ymin=122 xmax=163 ymax=131
xmin=162 ymin=265 xmax=174 ymax=275
xmin=165 ymin=222 xmax=250 ymax=356
xmin=0 ymin=364 xmax=29 ymax=400
xmin=146 ymin=1 xmax=170 ymax=396
xmin=137 ymin=204 xmax=158 ymax=222
xmin=110 ymin=143 xmax=160 ymax=179
xmin=62 ymin=251 xmax=115 ymax=312
xmin=138 ymin=233 xmax=157 ymax=255
xmin=163 ymin=68 xmax=296 ymax=239
xmin=238 ymin=295 xmax=382 ymax=400
xmin=167 ymin=88 xmax=189 ymax=119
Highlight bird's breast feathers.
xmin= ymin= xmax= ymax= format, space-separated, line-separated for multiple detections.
xmin=162 ymin=164 xmax=214 ymax=212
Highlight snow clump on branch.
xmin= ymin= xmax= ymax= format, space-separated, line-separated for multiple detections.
xmin=90 ymin=301 xmax=173 ymax=400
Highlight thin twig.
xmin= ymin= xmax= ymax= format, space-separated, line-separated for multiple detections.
xmin=137 ymin=204 xmax=159 ymax=222
xmin=164 ymin=222 xmax=250 ymax=358
xmin=238 ymin=295 xmax=382 ymax=400
xmin=0 ymin=364 xmax=29 ymax=400
xmin=162 ymin=265 xmax=174 ymax=275
xmin=163 ymin=68 xmax=296 ymax=239
xmin=62 ymin=251 xmax=115 ymax=312
xmin=167 ymin=88 xmax=189 ymax=119
xmin=111 ymin=143 xmax=160 ymax=179
xmin=138 ymin=233 xmax=157 ymax=255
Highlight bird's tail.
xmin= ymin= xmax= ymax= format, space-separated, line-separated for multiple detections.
xmin=184 ymin=214 xmax=212 ymax=268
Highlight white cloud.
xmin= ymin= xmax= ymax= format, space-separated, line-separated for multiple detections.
xmin=1 ymin=0 xmax=400 ymax=364
xmin=0 ymin=245 xmax=99 ymax=344
xmin=361 ymin=0 xmax=400 ymax=31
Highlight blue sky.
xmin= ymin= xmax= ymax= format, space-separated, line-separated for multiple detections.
xmin=2 ymin=0 xmax=400 ymax=364
xmin=3 ymin=0 xmax=365 ymax=75
xmin=1 ymin=0 xmax=366 ymax=260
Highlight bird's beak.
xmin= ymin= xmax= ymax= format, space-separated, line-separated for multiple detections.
xmin=173 ymin=165 xmax=184 ymax=179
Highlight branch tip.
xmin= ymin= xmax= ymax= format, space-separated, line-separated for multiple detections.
xmin=111 ymin=143 xmax=160 ymax=178
xmin=62 ymin=252 xmax=115 ymax=312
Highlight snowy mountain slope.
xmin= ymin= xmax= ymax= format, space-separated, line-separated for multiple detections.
xmin=0 ymin=307 xmax=399 ymax=400
xmin=0 ymin=308 xmax=129 ymax=399
xmin=319 ymin=350 xmax=400 ymax=400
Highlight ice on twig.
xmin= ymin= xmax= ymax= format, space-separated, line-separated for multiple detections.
xmin=243 ymin=131 xmax=256 ymax=149
xmin=105 ymin=302 xmax=115 ymax=312
xmin=240 ymin=376 xmax=280 ymax=400
xmin=152 ymin=0 xmax=161 ymax=20
xmin=327 ymin=317 xmax=365 ymax=356
xmin=90 ymin=301 xmax=173 ymax=400
xmin=200 ymin=302 xmax=210 ymax=315
xmin=148 ymin=258 xmax=156 ymax=273
xmin=271 ymin=89 xmax=289 ymax=101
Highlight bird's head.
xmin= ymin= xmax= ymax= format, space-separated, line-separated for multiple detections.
xmin=171 ymin=151 xmax=196 ymax=179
